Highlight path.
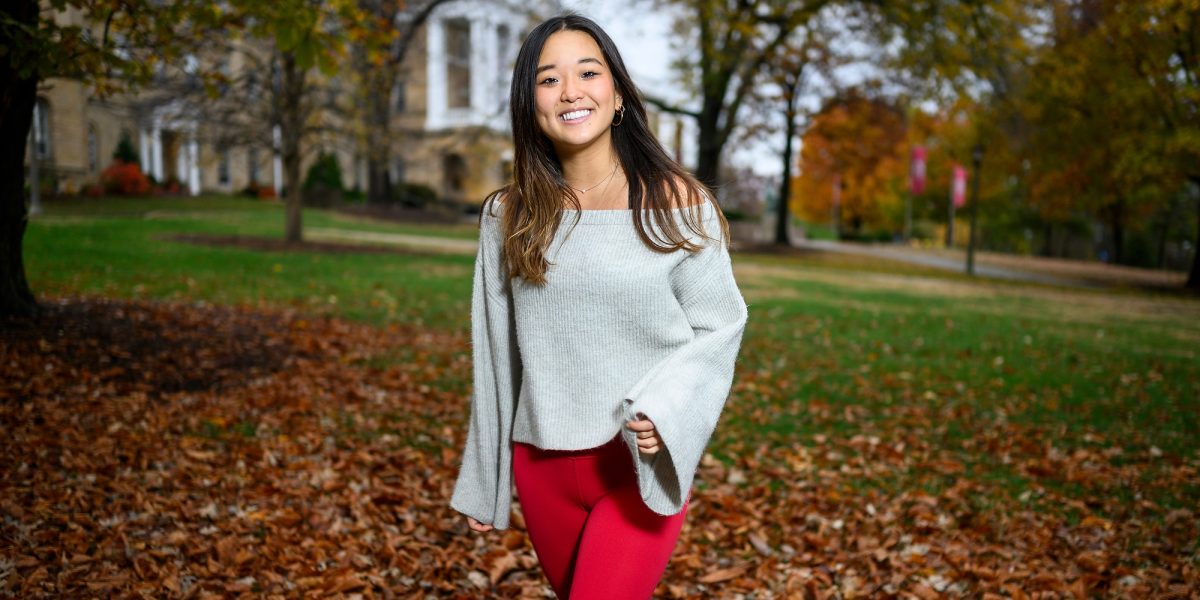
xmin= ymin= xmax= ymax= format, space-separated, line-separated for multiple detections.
xmin=792 ymin=239 xmax=1095 ymax=288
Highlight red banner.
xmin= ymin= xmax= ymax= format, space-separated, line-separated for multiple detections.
xmin=910 ymin=145 xmax=927 ymax=195
xmin=951 ymin=164 xmax=967 ymax=208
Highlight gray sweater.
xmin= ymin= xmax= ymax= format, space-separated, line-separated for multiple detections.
xmin=450 ymin=198 xmax=749 ymax=530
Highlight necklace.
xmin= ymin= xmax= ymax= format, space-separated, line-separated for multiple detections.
xmin=568 ymin=163 xmax=619 ymax=195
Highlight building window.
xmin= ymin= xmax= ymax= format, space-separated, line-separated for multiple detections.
xmin=393 ymin=80 xmax=406 ymax=113
xmin=87 ymin=126 xmax=101 ymax=172
xmin=217 ymin=58 xmax=231 ymax=96
xmin=246 ymin=72 xmax=260 ymax=102
xmin=33 ymin=98 xmax=50 ymax=160
xmin=326 ymin=76 xmax=339 ymax=107
xmin=217 ymin=148 xmax=230 ymax=186
xmin=248 ymin=148 xmax=259 ymax=184
xmin=497 ymin=24 xmax=510 ymax=71
xmin=390 ymin=157 xmax=406 ymax=185
xmin=443 ymin=153 xmax=466 ymax=196
xmin=445 ymin=19 xmax=471 ymax=109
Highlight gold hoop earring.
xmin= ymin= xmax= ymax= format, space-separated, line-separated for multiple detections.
xmin=612 ymin=105 xmax=625 ymax=127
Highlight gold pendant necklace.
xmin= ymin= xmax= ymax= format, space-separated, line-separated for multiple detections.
xmin=569 ymin=163 xmax=618 ymax=195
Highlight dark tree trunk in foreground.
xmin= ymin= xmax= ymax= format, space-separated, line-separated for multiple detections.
xmin=0 ymin=0 xmax=41 ymax=318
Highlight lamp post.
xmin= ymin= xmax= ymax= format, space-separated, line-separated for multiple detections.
xmin=966 ymin=144 xmax=983 ymax=276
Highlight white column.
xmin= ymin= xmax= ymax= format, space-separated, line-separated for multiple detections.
xmin=426 ymin=17 xmax=446 ymax=131
xmin=139 ymin=128 xmax=151 ymax=172
xmin=187 ymin=137 xmax=200 ymax=196
xmin=151 ymin=122 xmax=164 ymax=181
xmin=472 ymin=17 xmax=494 ymax=122
xmin=175 ymin=143 xmax=187 ymax=183
xmin=272 ymin=125 xmax=283 ymax=195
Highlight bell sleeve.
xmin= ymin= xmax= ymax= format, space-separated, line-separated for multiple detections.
xmin=619 ymin=231 xmax=749 ymax=517
xmin=449 ymin=210 xmax=522 ymax=530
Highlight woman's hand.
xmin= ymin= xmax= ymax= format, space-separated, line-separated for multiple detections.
xmin=626 ymin=414 xmax=664 ymax=455
xmin=466 ymin=516 xmax=494 ymax=532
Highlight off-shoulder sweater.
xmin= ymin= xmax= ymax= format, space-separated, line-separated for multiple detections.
xmin=449 ymin=198 xmax=749 ymax=530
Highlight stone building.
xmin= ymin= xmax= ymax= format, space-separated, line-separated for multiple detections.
xmin=26 ymin=2 xmax=532 ymax=210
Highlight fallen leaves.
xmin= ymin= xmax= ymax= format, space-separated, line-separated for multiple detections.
xmin=2 ymin=295 xmax=1198 ymax=598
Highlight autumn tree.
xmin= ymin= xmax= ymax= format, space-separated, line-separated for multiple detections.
xmin=227 ymin=0 xmax=371 ymax=244
xmin=766 ymin=25 xmax=835 ymax=246
xmin=1018 ymin=2 xmax=1168 ymax=265
xmin=351 ymin=0 xmax=451 ymax=206
xmin=793 ymin=90 xmax=908 ymax=238
xmin=0 ymin=0 xmax=216 ymax=317
xmin=1092 ymin=0 xmax=1199 ymax=285
xmin=654 ymin=0 xmax=837 ymax=189
xmin=864 ymin=0 xmax=1040 ymax=267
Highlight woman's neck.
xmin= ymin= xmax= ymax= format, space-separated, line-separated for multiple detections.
xmin=557 ymin=136 xmax=619 ymax=192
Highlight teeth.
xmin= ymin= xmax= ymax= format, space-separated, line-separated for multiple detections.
xmin=560 ymin=109 xmax=591 ymax=121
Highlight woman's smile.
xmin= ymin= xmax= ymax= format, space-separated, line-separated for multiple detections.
xmin=559 ymin=108 xmax=593 ymax=124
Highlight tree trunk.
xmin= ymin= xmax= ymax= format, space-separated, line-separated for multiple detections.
xmin=1108 ymin=197 xmax=1125 ymax=265
xmin=366 ymin=68 xmax=394 ymax=205
xmin=281 ymin=52 xmax=305 ymax=244
xmin=775 ymin=106 xmax=797 ymax=246
xmin=1040 ymin=222 xmax=1054 ymax=257
xmin=1188 ymin=175 xmax=1200 ymax=290
xmin=695 ymin=99 xmax=722 ymax=189
xmin=1155 ymin=197 xmax=1174 ymax=269
xmin=695 ymin=129 xmax=721 ymax=190
xmin=0 ymin=0 xmax=40 ymax=318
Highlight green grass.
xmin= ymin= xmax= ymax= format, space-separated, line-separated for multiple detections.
xmin=28 ymin=195 xmax=476 ymax=329
xmin=23 ymin=194 xmax=1200 ymax=519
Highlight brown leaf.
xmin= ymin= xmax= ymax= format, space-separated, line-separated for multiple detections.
xmin=698 ymin=563 xmax=750 ymax=584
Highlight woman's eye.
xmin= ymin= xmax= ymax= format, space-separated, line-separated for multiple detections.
xmin=539 ymin=76 xmax=558 ymax=85
xmin=582 ymin=71 xmax=599 ymax=79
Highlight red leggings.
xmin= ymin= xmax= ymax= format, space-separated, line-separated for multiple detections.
xmin=513 ymin=434 xmax=690 ymax=599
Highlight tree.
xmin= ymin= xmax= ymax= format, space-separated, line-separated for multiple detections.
xmin=1101 ymin=0 xmax=1200 ymax=286
xmin=792 ymin=90 xmax=908 ymax=238
xmin=766 ymin=25 xmax=835 ymax=246
xmin=1 ymin=0 xmax=206 ymax=317
xmin=352 ymin=0 xmax=451 ymax=206
xmin=654 ymin=0 xmax=835 ymax=189
xmin=229 ymin=0 xmax=369 ymax=243
xmin=865 ymin=0 xmax=1040 ymax=268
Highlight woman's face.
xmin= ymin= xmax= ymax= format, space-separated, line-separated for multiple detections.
xmin=533 ymin=30 xmax=623 ymax=152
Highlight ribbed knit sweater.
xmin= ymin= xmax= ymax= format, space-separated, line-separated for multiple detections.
xmin=449 ymin=198 xmax=749 ymax=530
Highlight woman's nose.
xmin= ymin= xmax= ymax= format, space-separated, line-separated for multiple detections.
xmin=560 ymin=78 xmax=581 ymax=102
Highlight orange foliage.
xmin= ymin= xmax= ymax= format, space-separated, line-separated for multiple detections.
xmin=100 ymin=161 xmax=151 ymax=196
xmin=791 ymin=93 xmax=908 ymax=235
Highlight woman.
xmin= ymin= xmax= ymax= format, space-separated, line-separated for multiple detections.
xmin=449 ymin=12 xmax=749 ymax=599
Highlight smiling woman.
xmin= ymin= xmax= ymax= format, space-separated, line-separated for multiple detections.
xmin=448 ymin=12 xmax=749 ymax=600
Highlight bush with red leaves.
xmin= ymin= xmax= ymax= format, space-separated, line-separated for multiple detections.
xmin=100 ymin=161 xmax=151 ymax=196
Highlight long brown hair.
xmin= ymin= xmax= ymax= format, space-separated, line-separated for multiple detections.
xmin=479 ymin=12 xmax=732 ymax=286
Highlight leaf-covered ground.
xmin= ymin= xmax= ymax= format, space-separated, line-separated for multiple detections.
xmin=3 ymin=197 xmax=1198 ymax=598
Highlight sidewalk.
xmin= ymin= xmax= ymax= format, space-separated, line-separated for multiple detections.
xmin=791 ymin=238 xmax=1187 ymax=290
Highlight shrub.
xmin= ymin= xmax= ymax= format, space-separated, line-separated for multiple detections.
xmin=100 ymin=162 xmax=151 ymax=195
xmin=258 ymin=185 xmax=276 ymax=199
xmin=113 ymin=133 xmax=139 ymax=165
xmin=303 ymin=152 xmax=343 ymax=192
xmin=392 ymin=181 xmax=437 ymax=207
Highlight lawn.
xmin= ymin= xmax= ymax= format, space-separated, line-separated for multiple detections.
xmin=5 ymin=194 xmax=1198 ymax=598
